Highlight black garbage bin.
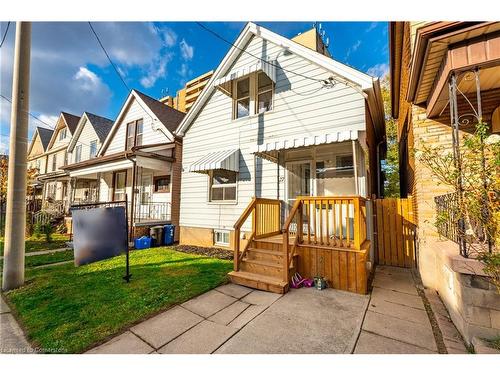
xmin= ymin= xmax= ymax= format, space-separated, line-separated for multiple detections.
xmin=149 ymin=225 xmax=164 ymax=246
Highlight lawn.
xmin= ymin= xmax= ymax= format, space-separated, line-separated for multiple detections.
xmin=0 ymin=249 xmax=74 ymax=272
xmin=3 ymin=247 xmax=232 ymax=353
xmin=0 ymin=233 xmax=70 ymax=256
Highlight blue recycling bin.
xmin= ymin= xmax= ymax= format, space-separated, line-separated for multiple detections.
xmin=134 ymin=236 xmax=152 ymax=250
xmin=163 ymin=224 xmax=175 ymax=246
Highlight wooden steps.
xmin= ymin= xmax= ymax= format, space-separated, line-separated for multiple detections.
xmin=228 ymin=271 xmax=288 ymax=294
xmin=230 ymin=235 xmax=299 ymax=294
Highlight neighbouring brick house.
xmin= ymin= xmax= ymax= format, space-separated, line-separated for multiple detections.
xmin=390 ymin=22 xmax=500 ymax=344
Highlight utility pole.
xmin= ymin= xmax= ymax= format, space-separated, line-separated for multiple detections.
xmin=2 ymin=22 xmax=31 ymax=291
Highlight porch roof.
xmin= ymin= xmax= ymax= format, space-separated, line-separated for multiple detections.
xmin=214 ymin=60 xmax=277 ymax=96
xmin=188 ymin=149 xmax=239 ymax=173
xmin=251 ymin=130 xmax=361 ymax=159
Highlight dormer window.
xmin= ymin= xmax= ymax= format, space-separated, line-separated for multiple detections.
xmin=59 ymin=128 xmax=67 ymax=141
xmin=234 ymin=78 xmax=250 ymax=119
xmin=89 ymin=140 xmax=98 ymax=158
xmin=75 ymin=145 xmax=82 ymax=163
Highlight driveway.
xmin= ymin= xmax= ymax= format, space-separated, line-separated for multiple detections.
xmin=87 ymin=284 xmax=369 ymax=354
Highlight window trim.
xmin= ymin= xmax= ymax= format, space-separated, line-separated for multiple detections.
xmin=233 ymin=77 xmax=251 ymax=120
xmin=112 ymin=170 xmax=128 ymax=202
xmin=153 ymin=175 xmax=171 ymax=193
xmin=75 ymin=144 xmax=82 ymax=163
xmin=125 ymin=119 xmax=144 ymax=150
xmin=59 ymin=128 xmax=67 ymax=141
xmin=208 ymin=170 xmax=238 ymax=203
xmin=214 ymin=230 xmax=230 ymax=247
xmin=255 ymin=71 xmax=274 ymax=114
xmin=89 ymin=140 xmax=98 ymax=158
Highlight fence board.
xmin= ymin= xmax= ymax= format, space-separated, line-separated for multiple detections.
xmin=375 ymin=197 xmax=416 ymax=268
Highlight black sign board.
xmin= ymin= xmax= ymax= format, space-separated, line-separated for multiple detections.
xmin=72 ymin=206 xmax=128 ymax=266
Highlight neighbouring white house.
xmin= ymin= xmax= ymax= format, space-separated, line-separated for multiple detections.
xmin=175 ymin=23 xmax=386 ymax=294
xmin=63 ymin=89 xmax=185 ymax=240
xmin=26 ymin=126 xmax=54 ymax=211
xmin=37 ymin=112 xmax=81 ymax=214
xmin=64 ymin=111 xmax=114 ymax=204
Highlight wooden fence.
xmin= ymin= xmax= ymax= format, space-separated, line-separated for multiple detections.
xmin=374 ymin=197 xmax=417 ymax=268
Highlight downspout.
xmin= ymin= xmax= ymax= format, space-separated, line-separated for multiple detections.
xmin=376 ymin=138 xmax=385 ymax=198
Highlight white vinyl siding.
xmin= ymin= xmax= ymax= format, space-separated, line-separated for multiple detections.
xmin=104 ymin=99 xmax=170 ymax=155
xmin=67 ymin=118 xmax=103 ymax=165
xmin=180 ymin=34 xmax=366 ymax=232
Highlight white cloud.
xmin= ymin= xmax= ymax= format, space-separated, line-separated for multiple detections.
xmin=365 ymin=22 xmax=378 ymax=32
xmin=74 ymin=67 xmax=102 ymax=91
xmin=0 ymin=136 xmax=9 ymax=155
xmin=366 ymin=63 xmax=389 ymax=78
xmin=140 ymin=53 xmax=172 ymax=89
xmin=37 ymin=114 xmax=59 ymax=128
xmin=163 ymin=28 xmax=177 ymax=47
xmin=180 ymin=39 xmax=194 ymax=61
xmin=345 ymin=40 xmax=361 ymax=60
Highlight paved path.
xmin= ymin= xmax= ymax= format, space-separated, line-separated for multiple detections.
xmin=87 ymin=284 xmax=369 ymax=354
xmin=0 ymin=247 xmax=70 ymax=261
xmin=354 ymin=265 xmax=468 ymax=354
xmin=0 ymin=295 xmax=32 ymax=354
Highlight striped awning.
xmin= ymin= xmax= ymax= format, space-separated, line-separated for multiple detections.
xmin=251 ymin=130 xmax=361 ymax=154
xmin=214 ymin=60 xmax=276 ymax=96
xmin=188 ymin=149 xmax=239 ymax=173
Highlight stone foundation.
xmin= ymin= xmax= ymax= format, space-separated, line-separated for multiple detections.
xmin=418 ymin=237 xmax=500 ymax=344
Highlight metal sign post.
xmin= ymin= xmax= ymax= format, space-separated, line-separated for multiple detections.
xmin=123 ymin=194 xmax=131 ymax=283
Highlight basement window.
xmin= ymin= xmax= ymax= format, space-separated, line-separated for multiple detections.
xmin=214 ymin=230 xmax=230 ymax=247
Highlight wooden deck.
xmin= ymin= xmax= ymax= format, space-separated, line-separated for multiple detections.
xmin=230 ymin=197 xmax=370 ymax=295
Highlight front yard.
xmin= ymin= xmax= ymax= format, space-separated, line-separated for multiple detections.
xmin=2 ymin=247 xmax=232 ymax=353
xmin=0 ymin=233 xmax=70 ymax=256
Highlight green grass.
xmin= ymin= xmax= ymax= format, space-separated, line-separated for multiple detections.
xmin=0 ymin=250 xmax=74 ymax=273
xmin=3 ymin=247 xmax=232 ymax=353
xmin=0 ymin=233 xmax=70 ymax=256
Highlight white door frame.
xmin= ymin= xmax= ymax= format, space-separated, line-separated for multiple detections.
xmin=284 ymin=160 xmax=313 ymax=206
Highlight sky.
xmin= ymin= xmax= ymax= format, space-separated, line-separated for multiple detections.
xmin=0 ymin=21 xmax=389 ymax=154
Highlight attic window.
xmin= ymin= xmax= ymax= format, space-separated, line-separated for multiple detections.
xmin=234 ymin=78 xmax=250 ymax=119
xmin=59 ymin=128 xmax=67 ymax=141
xmin=126 ymin=119 xmax=144 ymax=150
xmin=256 ymin=72 xmax=273 ymax=113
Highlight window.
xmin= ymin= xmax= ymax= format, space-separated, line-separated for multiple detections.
xmin=154 ymin=175 xmax=170 ymax=193
xmin=214 ymin=230 xmax=230 ymax=246
xmin=234 ymin=78 xmax=250 ymax=119
xmin=493 ymin=106 xmax=500 ymax=133
xmin=52 ymin=154 xmax=57 ymax=171
xmin=89 ymin=140 xmax=98 ymax=158
xmin=36 ymin=159 xmax=41 ymax=170
xmin=256 ymin=72 xmax=273 ymax=114
xmin=126 ymin=119 xmax=144 ymax=150
xmin=113 ymin=171 xmax=127 ymax=201
xmin=210 ymin=170 xmax=237 ymax=202
xmin=59 ymin=128 xmax=67 ymax=141
xmin=335 ymin=155 xmax=354 ymax=177
xmin=74 ymin=145 xmax=82 ymax=163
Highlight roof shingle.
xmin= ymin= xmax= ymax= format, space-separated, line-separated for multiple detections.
xmin=85 ymin=112 xmax=114 ymax=143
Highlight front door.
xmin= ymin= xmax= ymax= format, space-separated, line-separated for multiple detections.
xmin=138 ymin=173 xmax=153 ymax=221
xmin=286 ymin=161 xmax=312 ymax=209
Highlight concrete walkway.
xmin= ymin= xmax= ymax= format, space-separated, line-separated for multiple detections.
xmin=0 ymin=295 xmax=32 ymax=354
xmin=87 ymin=284 xmax=369 ymax=354
xmin=0 ymin=247 xmax=70 ymax=261
xmin=354 ymin=265 xmax=468 ymax=354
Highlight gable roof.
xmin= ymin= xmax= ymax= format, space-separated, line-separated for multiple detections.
xmin=27 ymin=126 xmax=54 ymax=156
xmin=67 ymin=112 xmax=114 ymax=152
xmin=61 ymin=112 xmax=81 ymax=134
xmin=46 ymin=112 xmax=81 ymax=150
xmin=176 ymin=22 xmax=383 ymax=137
xmin=98 ymin=90 xmax=185 ymax=156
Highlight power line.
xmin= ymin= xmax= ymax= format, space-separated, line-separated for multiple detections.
xmin=195 ymin=22 xmax=327 ymax=84
xmin=87 ymin=22 xmax=131 ymax=93
xmin=0 ymin=21 xmax=11 ymax=49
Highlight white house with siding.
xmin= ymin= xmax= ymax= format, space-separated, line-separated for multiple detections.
xmin=176 ymin=23 xmax=386 ymax=293
xmin=63 ymin=90 xmax=185 ymax=240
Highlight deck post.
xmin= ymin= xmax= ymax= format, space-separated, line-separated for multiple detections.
xmin=353 ymin=197 xmax=361 ymax=249
xmin=233 ymin=228 xmax=240 ymax=271
xmin=283 ymin=230 xmax=289 ymax=282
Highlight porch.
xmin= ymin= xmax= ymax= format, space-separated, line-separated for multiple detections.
xmin=230 ymin=196 xmax=370 ymax=294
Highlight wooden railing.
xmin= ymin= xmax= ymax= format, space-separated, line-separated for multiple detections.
xmin=282 ymin=196 xmax=368 ymax=282
xmin=233 ymin=197 xmax=282 ymax=272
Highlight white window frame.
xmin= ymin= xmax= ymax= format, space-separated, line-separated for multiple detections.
xmin=75 ymin=144 xmax=82 ymax=163
xmin=89 ymin=140 xmax=98 ymax=158
xmin=214 ymin=230 xmax=230 ymax=247
xmin=255 ymin=71 xmax=274 ymax=114
xmin=59 ymin=128 xmax=67 ymax=141
xmin=233 ymin=77 xmax=251 ymax=120
xmin=208 ymin=170 xmax=237 ymax=203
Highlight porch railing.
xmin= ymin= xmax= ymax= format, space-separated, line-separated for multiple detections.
xmin=434 ymin=192 xmax=461 ymax=244
xmin=282 ymin=196 xmax=368 ymax=282
xmin=133 ymin=201 xmax=171 ymax=223
xmin=233 ymin=198 xmax=282 ymax=272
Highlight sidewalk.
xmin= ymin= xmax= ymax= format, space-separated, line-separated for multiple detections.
xmin=0 ymin=295 xmax=32 ymax=354
xmin=0 ymin=247 xmax=70 ymax=260
xmin=87 ymin=283 xmax=369 ymax=354
xmin=354 ymin=265 xmax=468 ymax=354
